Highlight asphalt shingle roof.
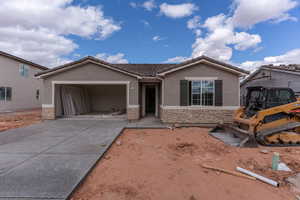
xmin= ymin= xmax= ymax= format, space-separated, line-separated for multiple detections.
xmin=36 ymin=55 xmax=249 ymax=78
xmin=113 ymin=63 xmax=176 ymax=76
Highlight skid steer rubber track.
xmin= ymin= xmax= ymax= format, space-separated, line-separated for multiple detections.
xmin=256 ymin=122 xmax=300 ymax=147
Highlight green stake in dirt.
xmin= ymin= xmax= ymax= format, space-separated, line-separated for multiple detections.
xmin=272 ymin=152 xmax=280 ymax=170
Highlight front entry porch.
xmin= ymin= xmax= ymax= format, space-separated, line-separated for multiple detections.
xmin=140 ymin=82 xmax=160 ymax=118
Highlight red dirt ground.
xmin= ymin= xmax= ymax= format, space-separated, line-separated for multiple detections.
xmin=0 ymin=109 xmax=42 ymax=132
xmin=71 ymin=128 xmax=300 ymax=200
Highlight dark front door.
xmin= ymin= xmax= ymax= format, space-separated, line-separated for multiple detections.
xmin=145 ymin=86 xmax=156 ymax=114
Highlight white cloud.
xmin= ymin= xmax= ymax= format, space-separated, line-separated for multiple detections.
xmin=163 ymin=56 xmax=189 ymax=63
xmin=142 ymin=0 xmax=156 ymax=11
xmin=191 ymin=14 xmax=261 ymax=61
xmin=130 ymin=0 xmax=156 ymax=11
xmin=233 ymin=32 xmax=261 ymax=51
xmin=129 ymin=2 xmax=138 ymax=8
xmin=0 ymin=0 xmax=121 ymax=67
xmin=160 ymin=3 xmax=198 ymax=18
xmin=141 ymin=20 xmax=150 ymax=27
xmin=168 ymin=0 xmax=298 ymax=69
xmin=187 ymin=16 xmax=202 ymax=36
xmin=232 ymin=0 xmax=298 ymax=28
xmin=0 ymin=26 xmax=76 ymax=66
xmin=152 ymin=35 xmax=165 ymax=41
xmin=240 ymin=48 xmax=300 ymax=72
xmin=95 ymin=53 xmax=129 ymax=64
xmin=187 ymin=16 xmax=201 ymax=29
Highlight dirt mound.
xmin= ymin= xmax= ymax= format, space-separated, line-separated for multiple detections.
xmin=169 ymin=142 xmax=198 ymax=155
xmin=237 ymin=157 xmax=296 ymax=186
xmin=204 ymin=143 xmax=231 ymax=156
xmin=71 ymin=128 xmax=299 ymax=200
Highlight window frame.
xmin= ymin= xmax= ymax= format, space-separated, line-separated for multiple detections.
xmin=19 ymin=64 xmax=29 ymax=77
xmin=0 ymin=87 xmax=12 ymax=101
xmin=191 ymin=80 xmax=215 ymax=106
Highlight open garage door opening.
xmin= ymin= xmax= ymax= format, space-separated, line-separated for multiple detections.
xmin=54 ymin=84 xmax=127 ymax=119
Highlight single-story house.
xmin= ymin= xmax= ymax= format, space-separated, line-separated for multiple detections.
xmin=0 ymin=51 xmax=48 ymax=112
xmin=36 ymin=56 xmax=248 ymax=124
xmin=241 ymin=64 xmax=300 ymax=105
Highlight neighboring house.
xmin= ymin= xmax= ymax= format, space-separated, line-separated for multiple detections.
xmin=240 ymin=64 xmax=300 ymax=105
xmin=36 ymin=56 xmax=248 ymax=123
xmin=0 ymin=51 xmax=48 ymax=112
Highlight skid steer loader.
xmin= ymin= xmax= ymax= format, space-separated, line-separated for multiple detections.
xmin=210 ymin=86 xmax=300 ymax=147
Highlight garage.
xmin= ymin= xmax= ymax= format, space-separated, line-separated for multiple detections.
xmin=54 ymin=83 xmax=128 ymax=119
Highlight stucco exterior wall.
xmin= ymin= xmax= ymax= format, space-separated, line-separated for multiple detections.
xmin=42 ymin=63 xmax=139 ymax=107
xmin=162 ymin=63 xmax=240 ymax=106
xmin=0 ymin=55 xmax=43 ymax=112
xmin=85 ymin=85 xmax=126 ymax=112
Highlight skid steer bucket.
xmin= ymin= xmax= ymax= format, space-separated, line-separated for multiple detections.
xmin=209 ymin=124 xmax=258 ymax=147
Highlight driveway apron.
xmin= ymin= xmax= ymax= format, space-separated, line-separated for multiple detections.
xmin=0 ymin=120 xmax=126 ymax=200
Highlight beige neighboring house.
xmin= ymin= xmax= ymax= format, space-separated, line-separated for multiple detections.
xmin=0 ymin=51 xmax=48 ymax=112
xmin=36 ymin=56 xmax=249 ymax=124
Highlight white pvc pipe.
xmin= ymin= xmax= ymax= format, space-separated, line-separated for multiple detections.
xmin=236 ymin=167 xmax=279 ymax=187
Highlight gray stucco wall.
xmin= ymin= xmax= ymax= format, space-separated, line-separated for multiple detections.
xmin=163 ymin=63 xmax=240 ymax=106
xmin=86 ymin=85 xmax=126 ymax=112
xmin=240 ymin=69 xmax=300 ymax=105
xmin=42 ymin=63 xmax=139 ymax=106
xmin=0 ymin=55 xmax=43 ymax=112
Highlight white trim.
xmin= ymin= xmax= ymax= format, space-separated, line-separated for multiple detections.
xmin=127 ymin=105 xmax=140 ymax=108
xmin=264 ymin=67 xmax=300 ymax=76
xmin=238 ymin=83 xmax=241 ymax=107
xmin=48 ymin=81 xmax=134 ymax=109
xmin=42 ymin=104 xmax=54 ymax=108
xmin=142 ymin=85 xmax=146 ymax=116
xmin=155 ymin=84 xmax=159 ymax=117
xmin=37 ymin=60 xmax=142 ymax=79
xmin=185 ymin=77 xmax=218 ymax=81
xmin=160 ymin=105 xmax=239 ymax=110
xmin=161 ymin=79 xmax=165 ymax=106
xmin=158 ymin=59 xmax=247 ymax=76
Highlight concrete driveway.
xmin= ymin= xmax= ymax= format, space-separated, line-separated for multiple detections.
xmin=0 ymin=120 xmax=127 ymax=200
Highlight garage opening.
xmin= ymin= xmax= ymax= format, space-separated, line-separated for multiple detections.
xmin=54 ymin=84 xmax=127 ymax=119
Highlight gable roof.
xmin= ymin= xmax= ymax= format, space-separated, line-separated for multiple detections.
xmin=0 ymin=51 xmax=48 ymax=70
xmin=241 ymin=64 xmax=300 ymax=86
xmin=157 ymin=55 xmax=249 ymax=76
xmin=35 ymin=56 xmax=144 ymax=79
xmin=113 ymin=63 xmax=175 ymax=77
xmin=36 ymin=55 xmax=249 ymax=79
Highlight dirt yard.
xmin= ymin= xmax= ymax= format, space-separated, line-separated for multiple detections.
xmin=0 ymin=109 xmax=42 ymax=132
xmin=71 ymin=127 xmax=300 ymax=200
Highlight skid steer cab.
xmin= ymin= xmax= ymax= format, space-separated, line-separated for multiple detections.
xmin=210 ymin=86 xmax=300 ymax=147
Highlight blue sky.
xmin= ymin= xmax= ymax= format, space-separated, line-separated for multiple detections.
xmin=0 ymin=0 xmax=299 ymax=70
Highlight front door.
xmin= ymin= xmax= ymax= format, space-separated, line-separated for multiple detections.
xmin=145 ymin=86 xmax=156 ymax=115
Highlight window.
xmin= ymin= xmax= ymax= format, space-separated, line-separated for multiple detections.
xmin=19 ymin=64 xmax=29 ymax=77
xmin=191 ymin=80 xmax=214 ymax=106
xmin=0 ymin=87 xmax=12 ymax=101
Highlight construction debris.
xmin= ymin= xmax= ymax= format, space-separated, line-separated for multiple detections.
xmin=260 ymin=149 xmax=269 ymax=154
xmin=202 ymin=164 xmax=256 ymax=181
xmin=272 ymin=152 xmax=280 ymax=170
xmin=236 ymin=167 xmax=279 ymax=187
xmin=278 ymin=162 xmax=292 ymax=172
